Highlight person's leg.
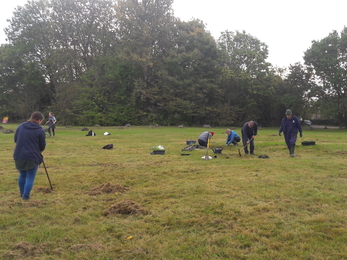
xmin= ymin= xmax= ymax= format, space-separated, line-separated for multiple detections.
xmin=22 ymin=164 xmax=39 ymax=200
xmin=18 ymin=170 xmax=27 ymax=197
xmin=250 ymin=138 xmax=255 ymax=154
xmin=198 ymin=139 xmax=207 ymax=147
xmin=233 ymin=136 xmax=241 ymax=145
xmin=289 ymin=134 xmax=297 ymax=157
xmin=242 ymin=135 xmax=249 ymax=154
xmin=52 ymin=125 xmax=56 ymax=136
xmin=284 ymin=134 xmax=291 ymax=154
xmin=48 ymin=127 xmax=52 ymax=136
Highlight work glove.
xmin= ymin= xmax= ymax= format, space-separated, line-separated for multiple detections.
xmin=300 ymin=133 xmax=303 ymax=137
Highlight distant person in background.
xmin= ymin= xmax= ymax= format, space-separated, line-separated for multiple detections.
xmin=279 ymin=109 xmax=303 ymax=157
xmin=241 ymin=121 xmax=258 ymax=155
xmin=14 ymin=111 xmax=46 ymax=200
xmin=46 ymin=112 xmax=57 ymax=137
xmin=198 ymin=131 xmax=214 ymax=147
xmin=225 ymin=129 xmax=241 ymax=146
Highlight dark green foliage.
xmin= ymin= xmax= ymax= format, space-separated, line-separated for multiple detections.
xmin=1 ymin=0 xmax=339 ymax=126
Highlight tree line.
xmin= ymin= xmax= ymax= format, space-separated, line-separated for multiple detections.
xmin=1 ymin=0 xmax=346 ymax=127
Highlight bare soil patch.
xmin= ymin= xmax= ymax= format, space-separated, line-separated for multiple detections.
xmin=88 ymin=182 xmax=129 ymax=196
xmin=3 ymin=242 xmax=50 ymax=259
xmin=104 ymin=200 xmax=148 ymax=215
xmin=36 ymin=186 xmax=53 ymax=194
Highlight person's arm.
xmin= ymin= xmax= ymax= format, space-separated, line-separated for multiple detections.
xmin=39 ymin=131 xmax=46 ymax=152
xmin=279 ymin=119 xmax=284 ymax=135
xmin=253 ymin=123 xmax=258 ymax=136
xmin=295 ymin=117 xmax=303 ymax=136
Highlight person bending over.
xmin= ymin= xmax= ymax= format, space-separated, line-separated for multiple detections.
xmin=241 ymin=121 xmax=258 ymax=155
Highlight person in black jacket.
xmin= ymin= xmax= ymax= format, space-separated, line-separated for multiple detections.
xmin=241 ymin=121 xmax=258 ymax=155
xmin=14 ymin=111 xmax=46 ymax=200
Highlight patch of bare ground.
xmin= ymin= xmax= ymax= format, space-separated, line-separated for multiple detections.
xmin=36 ymin=186 xmax=54 ymax=194
xmin=104 ymin=200 xmax=148 ymax=215
xmin=3 ymin=242 xmax=50 ymax=259
xmin=88 ymin=182 xmax=129 ymax=196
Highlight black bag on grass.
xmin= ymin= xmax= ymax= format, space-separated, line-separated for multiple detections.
xmin=103 ymin=144 xmax=113 ymax=150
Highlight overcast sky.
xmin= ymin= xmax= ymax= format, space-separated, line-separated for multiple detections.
xmin=1 ymin=0 xmax=346 ymax=68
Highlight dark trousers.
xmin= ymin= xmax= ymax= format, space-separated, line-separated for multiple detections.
xmin=242 ymin=135 xmax=254 ymax=153
xmin=198 ymin=139 xmax=207 ymax=147
xmin=232 ymin=136 xmax=241 ymax=145
xmin=284 ymin=133 xmax=297 ymax=148
xmin=48 ymin=125 xmax=56 ymax=136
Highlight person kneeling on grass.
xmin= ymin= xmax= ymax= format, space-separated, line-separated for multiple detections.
xmin=225 ymin=129 xmax=241 ymax=146
xmin=13 ymin=111 xmax=46 ymax=200
xmin=198 ymin=131 xmax=214 ymax=147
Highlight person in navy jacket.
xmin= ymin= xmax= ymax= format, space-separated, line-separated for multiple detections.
xmin=241 ymin=121 xmax=258 ymax=155
xmin=279 ymin=109 xmax=303 ymax=157
xmin=14 ymin=111 xmax=46 ymax=200
xmin=225 ymin=129 xmax=241 ymax=146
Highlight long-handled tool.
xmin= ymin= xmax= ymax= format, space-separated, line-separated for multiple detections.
xmin=42 ymin=159 xmax=53 ymax=190
xmin=204 ymin=137 xmax=211 ymax=160
xmin=238 ymin=137 xmax=254 ymax=157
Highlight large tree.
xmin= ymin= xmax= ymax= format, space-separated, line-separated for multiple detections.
xmin=217 ymin=30 xmax=279 ymax=125
xmin=304 ymin=27 xmax=347 ymax=126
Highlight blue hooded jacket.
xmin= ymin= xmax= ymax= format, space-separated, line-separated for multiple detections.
xmin=14 ymin=121 xmax=46 ymax=164
xmin=226 ymin=131 xmax=240 ymax=145
xmin=279 ymin=116 xmax=302 ymax=135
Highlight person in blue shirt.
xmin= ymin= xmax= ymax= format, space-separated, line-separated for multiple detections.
xmin=14 ymin=111 xmax=46 ymax=200
xmin=225 ymin=129 xmax=241 ymax=146
xmin=279 ymin=109 xmax=303 ymax=157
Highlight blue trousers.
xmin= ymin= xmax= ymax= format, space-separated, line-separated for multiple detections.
xmin=284 ymin=133 xmax=297 ymax=148
xmin=18 ymin=164 xmax=39 ymax=199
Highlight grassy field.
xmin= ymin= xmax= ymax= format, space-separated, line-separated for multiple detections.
xmin=1 ymin=124 xmax=347 ymax=259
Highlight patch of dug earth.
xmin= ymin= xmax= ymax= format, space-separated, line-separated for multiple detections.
xmin=3 ymin=242 xmax=49 ymax=259
xmin=36 ymin=186 xmax=53 ymax=194
xmin=104 ymin=200 xmax=148 ymax=216
xmin=88 ymin=182 xmax=129 ymax=196
xmin=70 ymin=244 xmax=105 ymax=252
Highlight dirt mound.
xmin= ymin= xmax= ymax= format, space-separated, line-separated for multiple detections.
xmin=4 ymin=242 xmax=49 ymax=258
xmin=104 ymin=200 xmax=148 ymax=215
xmin=36 ymin=187 xmax=53 ymax=194
xmin=88 ymin=182 xmax=129 ymax=196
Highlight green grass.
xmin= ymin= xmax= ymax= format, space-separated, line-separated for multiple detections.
xmin=1 ymin=124 xmax=347 ymax=259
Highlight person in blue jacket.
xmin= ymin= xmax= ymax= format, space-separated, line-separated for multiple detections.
xmin=241 ymin=121 xmax=258 ymax=155
xmin=14 ymin=111 xmax=46 ymax=200
xmin=278 ymin=109 xmax=303 ymax=157
xmin=225 ymin=129 xmax=241 ymax=146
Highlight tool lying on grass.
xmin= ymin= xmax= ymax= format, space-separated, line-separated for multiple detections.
xmin=238 ymin=137 xmax=254 ymax=157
